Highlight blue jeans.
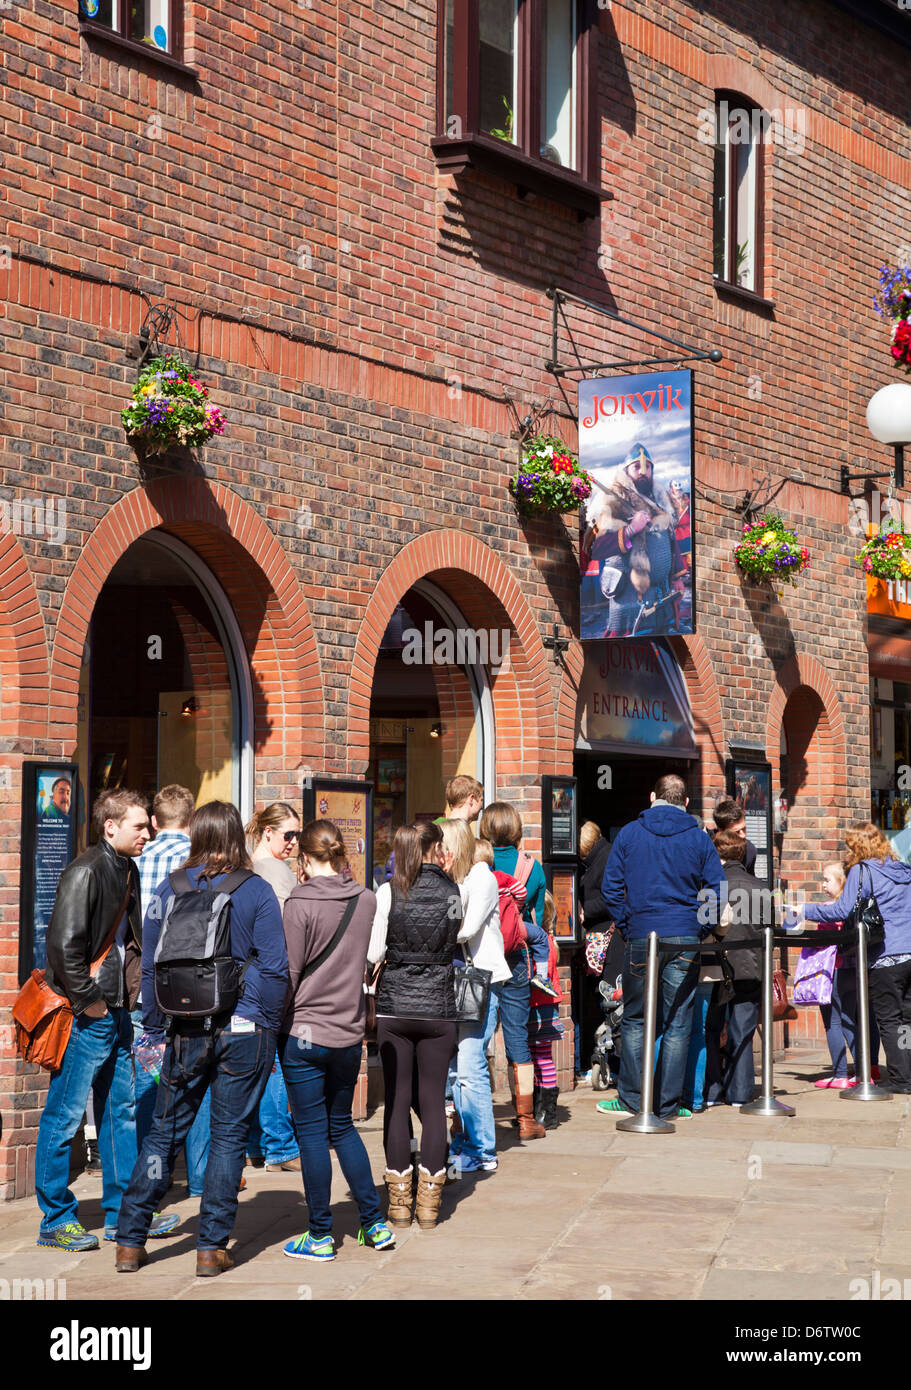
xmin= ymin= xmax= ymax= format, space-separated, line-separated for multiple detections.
xmin=498 ymin=950 xmax=532 ymax=1065
xmin=618 ymin=936 xmax=700 ymax=1119
xmin=683 ymin=981 xmax=716 ymax=1110
xmin=278 ymin=1035 xmax=381 ymax=1239
xmin=450 ymin=982 xmax=500 ymax=1165
xmin=116 ymin=1023 xmax=276 ymax=1249
xmin=821 ymin=967 xmax=881 ymax=1079
xmin=706 ymin=981 xmax=760 ymax=1106
xmin=248 ymin=1061 xmax=298 ymax=1164
xmin=133 ymin=1012 xmax=211 ymax=1194
xmin=36 ymin=1007 xmax=136 ymax=1235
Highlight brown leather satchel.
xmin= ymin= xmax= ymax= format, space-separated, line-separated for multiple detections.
xmin=772 ymin=968 xmax=798 ymax=1022
xmin=12 ymin=883 xmax=130 ymax=1072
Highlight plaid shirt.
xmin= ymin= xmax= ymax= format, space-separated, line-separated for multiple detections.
xmin=137 ymin=829 xmax=191 ymax=925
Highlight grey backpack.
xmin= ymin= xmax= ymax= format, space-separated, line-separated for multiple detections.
xmin=154 ymin=869 xmax=255 ymax=1022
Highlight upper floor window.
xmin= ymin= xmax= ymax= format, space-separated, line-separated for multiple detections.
xmin=712 ymin=95 xmax=765 ymax=294
xmin=440 ymin=0 xmax=598 ymax=184
xmin=78 ymin=0 xmax=181 ymax=58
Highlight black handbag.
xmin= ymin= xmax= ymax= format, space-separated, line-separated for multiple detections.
xmin=454 ymin=950 xmax=492 ymax=1025
xmin=852 ymin=862 xmax=886 ymax=947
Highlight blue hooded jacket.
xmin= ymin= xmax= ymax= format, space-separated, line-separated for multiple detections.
xmin=803 ymin=857 xmax=911 ymax=962
xmin=601 ymin=802 xmax=724 ymax=941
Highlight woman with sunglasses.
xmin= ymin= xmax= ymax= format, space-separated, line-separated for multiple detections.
xmin=246 ymin=803 xmax=302 ymax=1173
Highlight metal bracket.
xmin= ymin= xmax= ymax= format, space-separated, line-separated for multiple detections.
xmin=544 ymin=285 xmax=723 ymax=378
xmin=542 ymin=622 xmax=570 ymax=665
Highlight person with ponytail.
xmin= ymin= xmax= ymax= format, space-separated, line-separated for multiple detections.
xmin=278 ymin=820 xmax=394 ymax=1260
xmin=368 ymin=820 xmax=461 ymax=1230
xmin=246 ymin=803 xmax=302 ymax=1174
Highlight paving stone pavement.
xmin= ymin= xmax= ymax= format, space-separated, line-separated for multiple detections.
xmin=1 ymin=1049 xmax=908 ymax=1301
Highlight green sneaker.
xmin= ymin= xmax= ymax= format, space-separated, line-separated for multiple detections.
xmin=37 ymin=1221 xmax=99 ymax=1253
xmin=674 ymin=1107 xmax=693 ymax=1119
xmin=358 ymin=1221 xmax=396 ymax=1251
xmin=282 ymin=1231 xmax=335 ymax=1261
xmin=596 ymin=1098 xmax=634 ymax=1114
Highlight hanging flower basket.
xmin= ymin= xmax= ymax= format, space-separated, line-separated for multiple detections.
xmin=874 ymin=265 xmax=911 ymax=373
xmin=734 ymin=514 xmax=809 ymax=586
xmin=509 ymin=435 xmax=593 ymax=517
xmin=121 ymin=354 xmax=226 ymax=455
xmin=856 ymin=526 xmax=911 ymax=581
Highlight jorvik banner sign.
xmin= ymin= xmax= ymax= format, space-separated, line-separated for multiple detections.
xmin=579 ymin=369 xmax=695 ymax=640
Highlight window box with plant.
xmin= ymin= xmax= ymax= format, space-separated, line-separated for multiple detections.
xmin=432 ymin=0 xmax=607 ymax=219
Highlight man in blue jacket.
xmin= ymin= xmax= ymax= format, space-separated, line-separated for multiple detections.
xmin=597 ymin=774 xmax=724 ymax=1121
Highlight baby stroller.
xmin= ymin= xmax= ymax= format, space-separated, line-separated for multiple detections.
xmin=591 ymin=974 xmax=623 ymax=1091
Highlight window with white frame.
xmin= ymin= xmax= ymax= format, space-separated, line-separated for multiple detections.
xmin=712 ymin=94 xmax=764 ymax=294
xmin=78 ymin=0 xmax=180 ymax=58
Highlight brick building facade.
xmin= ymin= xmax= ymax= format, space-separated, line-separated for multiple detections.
xmin=1 ymin=0 xmax=908 ymax=1196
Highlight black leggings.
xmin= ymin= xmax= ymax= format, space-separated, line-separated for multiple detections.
xmin=378 ymin=1017 xmax=459 ymax=1173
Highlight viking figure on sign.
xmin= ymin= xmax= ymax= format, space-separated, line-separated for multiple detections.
xmin=580 ymin=444 xmax=681 ymax=638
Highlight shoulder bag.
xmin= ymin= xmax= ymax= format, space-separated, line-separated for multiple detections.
xmin=454 ymin=947 xmax=492 ymax=1026
xmin=12 ymin=880 xmax=130 ymax=1072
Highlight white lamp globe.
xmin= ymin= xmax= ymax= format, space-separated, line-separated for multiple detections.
xmin=866 ymin=383 xmax=911 ymax=445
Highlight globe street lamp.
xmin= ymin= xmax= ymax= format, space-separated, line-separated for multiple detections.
xmin=841 ymin=382 xmax=911 ymax=497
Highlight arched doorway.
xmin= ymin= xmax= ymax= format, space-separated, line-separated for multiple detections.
xmin=367 ymin=580 xmax=497 ymax=883
xmin=77 ymin=533 xmax=253 ymax=838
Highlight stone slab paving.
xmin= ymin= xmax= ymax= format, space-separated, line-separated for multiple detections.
xmin=1 ymin=1049 xmax=908 ymax=1301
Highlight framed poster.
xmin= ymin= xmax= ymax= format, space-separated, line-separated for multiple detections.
xmin=19 ymin=761 xmax=79 ymax=984
xmin=542 ymin=775 xmax=578 ymax=860
xmin=544 ymin=863 xmax=580 ymax=946
xmin=579 ymin=369 xmax=695 ymax=640
xmin=303 ymin=777 xmax=374 ymax=889
xmin=726 ymin=758 xmax=773 ymax=889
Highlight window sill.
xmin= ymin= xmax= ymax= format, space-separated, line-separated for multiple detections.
xmin=713 ymin=279 xmax=776 ymax=313
xmin=78 ymin=20 xmax=199 ymax=80
xmin=431 ymin=134 xmax=608 ymax=220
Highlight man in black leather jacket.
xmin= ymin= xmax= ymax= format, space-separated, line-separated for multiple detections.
xmin=35 ymin=788 xmax=178 ymax=1252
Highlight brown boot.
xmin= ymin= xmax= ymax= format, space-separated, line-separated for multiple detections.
xmin=383 ymin=1166 xmax=414 ymax=1228
xmin=196 ymin=1248 xmax=235 ymax=1278
xmin=512 ymin=1063 xmax=546 ymax=1139
xmin=114 ymin=1245 xmax=148 ymax=1273
xmin=415 ymin=1166 xmax=445 ymax=1229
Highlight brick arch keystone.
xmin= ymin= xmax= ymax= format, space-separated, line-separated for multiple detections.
xmin=0 ymin=531 xmax=51 ymax=742
xmin=50 ymin=478 xmax=323 ymax=764
xmin=766 ymin=653 xmax=846 ymax=809
xmin=349 ymin=531 xmax=553 ymax=780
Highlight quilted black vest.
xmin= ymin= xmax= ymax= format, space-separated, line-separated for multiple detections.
xmin=377 ymin=863 xmax=461 ymax=1019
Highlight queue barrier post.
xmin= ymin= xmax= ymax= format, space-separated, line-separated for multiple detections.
xmin=741 ymin=925 xmax=795 ymax=1118
xmin=616 ymin=930 xmax=675 ymax=1134
xmin=840 ymin=919 xmax=891 ymax=1103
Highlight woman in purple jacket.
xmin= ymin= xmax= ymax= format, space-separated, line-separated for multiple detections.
xmin=802 ymin=823 xmax=911 ymax=1093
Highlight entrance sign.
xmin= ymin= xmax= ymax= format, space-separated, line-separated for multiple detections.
xmin=303 ymin=778 xmax=374 ymax=890
xmin=579 ymin=369 xmax=695 ymax=640
xmin=19 ymin=761 xmax=79 ymax=983
xmin=575 ymin=639 xmax=696 ymax=758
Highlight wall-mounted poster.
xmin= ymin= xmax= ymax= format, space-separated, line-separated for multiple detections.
xmin=579 ymin=370 xmax=695 ymax=640
xmin=542 ymin=775 xmax=577 ymax=860
xmin=545 ymin=863 xmax=580 ymax=946
xmin=303 ymin=778 xmax=374 ymax=890
xmin=19 ymin=762 xmax=79 ymax=983
xmin=726 ymin=758 xmax=773 ymax=889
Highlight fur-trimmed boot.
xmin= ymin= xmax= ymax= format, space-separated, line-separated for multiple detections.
xmin=383 ymin=1166 xmax=414 ymax=1229
xmin=415 ymin=1166 xmax=446 ymax=1229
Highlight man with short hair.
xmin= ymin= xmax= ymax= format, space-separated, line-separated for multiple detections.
xmin=35 ymin=789 xmax=179 ymax=1251
xmin=712 ymin=796 xmax=758 ymax=875
xmin=442 ymin=775 xmax=483 ymax=825
xmin=597 ymin=773 xmax=724 ymax=1122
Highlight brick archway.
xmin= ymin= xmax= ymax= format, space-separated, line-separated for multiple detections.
xmin=765 ymin=653 xmax=845 ymax=812
xmin=50 ymin=478 xmax=323 ymax=777
xmin=0 ymin=532 xmax=51 ymax=745
xmin=349 ymin=531 xmax=554 ymax=840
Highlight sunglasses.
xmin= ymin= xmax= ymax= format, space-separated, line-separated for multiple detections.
xmin=282 ymin=830 xmax=301 ymax=843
